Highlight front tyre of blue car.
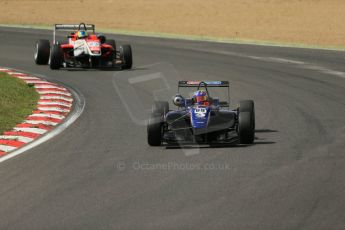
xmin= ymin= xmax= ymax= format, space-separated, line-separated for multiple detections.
xmin=147 ymin=114 xmax=163 ymax=146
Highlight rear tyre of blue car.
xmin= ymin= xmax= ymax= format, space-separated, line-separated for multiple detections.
xmin=239 ymin=100 xmax=255 ymax=130
xmin=238 ymin=112 xmax=255 ymax=144
xmin=147 ymin=114 xmax=162 ymax=146
xmin=49 ymin=44 xmax=64 ymax=70
xmin=238 ymin=100 xmax=255 ymax=144
xmin=34 ymin=39 xmax=50 ymax=65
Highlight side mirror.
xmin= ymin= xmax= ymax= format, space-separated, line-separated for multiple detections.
xmin=173 ymin=94 xmax=184 ymax=107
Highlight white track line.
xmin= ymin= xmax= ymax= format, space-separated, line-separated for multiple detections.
xmin=17 ymin=77 xmax=41 ymax=80
xmin=29 ymin=113 xmax=65 ymax=120
xmin=35 ymin=85 xmax=64 ymax=90
xmin=0 ymin=136 xmax=34 ymax=143
xmin=13 ymin=127 xmax=47 ymax=135
xmin=7 ymin=72 xmax=25 ymax=75
xmin=0 ymin=145 xmax=17 ymax=152
xmin=40 ymin=95 xmax=73 ymax=102
xmin=203 ymin=48 xmax=345 ymax=80
xmin=24 ymin=80 xmax=48 ymax=83
xmin=38 ymin=101 xmax=72 ymax=107
xmin=37 ymin=107 xmax=70 ymax=113
xmin=24 ymin=120 xmax=58 ymax=126
xmin=128 ymin=73 xmax=162 ymax=84
xmin=37 ymin=91 xmax=71 ymax=96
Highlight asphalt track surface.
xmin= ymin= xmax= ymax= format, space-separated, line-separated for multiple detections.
xmin=0 ymin=27 xmax=345 ymax=230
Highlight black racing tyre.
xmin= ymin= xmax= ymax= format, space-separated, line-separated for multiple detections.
xmin=239 ymin=100 xmax=255 ymax=129
xmin=147 ymin=114 xmax=163 ymax=146
xmin=239 ymin=100 xmax=254 ymax=113
xmin=49 ymin=44 xmax=64 ymax=70
xmin=120 ymin=44 xmax=133 ymax=69
xmin=238 ymin=112 xmax=255 ymax=144
xmin=105 ymin=39 xmax=116 ymax=51
xmin=34 ymin=39 xmax=50 ymax=65
xmin=152 ymin=101 xmax=169 ymax=116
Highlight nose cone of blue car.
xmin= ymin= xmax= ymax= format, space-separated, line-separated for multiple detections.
xmin=190 ymin=106 xmax=210 ymax=130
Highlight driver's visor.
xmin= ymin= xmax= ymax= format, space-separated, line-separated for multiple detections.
xmin=78 ymin=31 xmax=87 ymax=37
xmin=196 ymin=96 xmax=207 ymax=102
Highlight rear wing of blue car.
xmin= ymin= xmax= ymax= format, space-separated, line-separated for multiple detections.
xmin=178 ymin=80 xmax=230 ymax=108
xmin=53 ymin=23 xmax=95 ymax=44
xmin=178 ymin=81 xmax=229 ymax=87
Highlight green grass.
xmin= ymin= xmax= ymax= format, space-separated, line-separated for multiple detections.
xmin=0 ymin=72 xmax=39 ymax=134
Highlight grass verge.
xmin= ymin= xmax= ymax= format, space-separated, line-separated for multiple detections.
xmin=0 ymin=72 xmax=39 ymax=134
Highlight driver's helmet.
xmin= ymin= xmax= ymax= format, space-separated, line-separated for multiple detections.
xmin=77 ymin=30 xmax=88 ymax=39
xmin=193 ymin=90 xmax=209 ymax=105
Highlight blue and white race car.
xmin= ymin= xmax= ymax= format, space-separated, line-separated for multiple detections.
xmin=147 ymin=81 xmax=255 ymax=146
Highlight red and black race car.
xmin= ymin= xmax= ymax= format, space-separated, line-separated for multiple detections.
xmin=34 ymin=23 xmax=132 ymax=70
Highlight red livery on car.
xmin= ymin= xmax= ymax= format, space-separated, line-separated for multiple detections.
xmin=34 ymin=23 xmax=132 ymax=70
